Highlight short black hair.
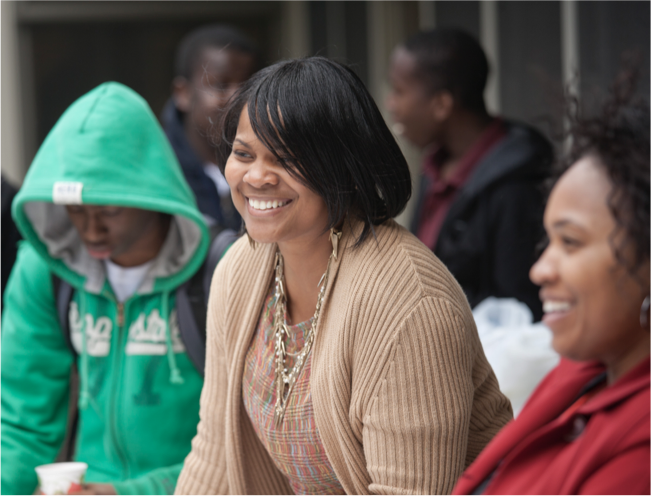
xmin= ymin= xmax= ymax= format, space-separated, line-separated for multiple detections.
xmin=403 ymin=28 xmax=489 ymax=114
xmin=217 ymin=57 xmax=412 ymax=246
xmin=561 ymin=67 xmax=650 ymax=283
xmin=175 ymin=24 xmax=259 ymax=79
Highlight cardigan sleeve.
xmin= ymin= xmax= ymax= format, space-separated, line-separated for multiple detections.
xmin=361 ymin=297 xmax=510 ymax=495
xmin=175 ymin=261 xmax=231 ymax=495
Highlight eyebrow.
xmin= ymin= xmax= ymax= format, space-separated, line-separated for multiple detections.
xmin=551 ymin=219 xmax=586 ymax=232
xmin=234 ymin=138 xmax=252 ymax=149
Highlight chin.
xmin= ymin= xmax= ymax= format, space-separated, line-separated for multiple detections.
xmin=246 ymin=229 xmax=280 ymax=246
xmin=551 ymin=336 xmax=590 ymax=363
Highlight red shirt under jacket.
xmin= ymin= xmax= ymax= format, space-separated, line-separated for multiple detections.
xmin=416 ymin=118 xmax=506 ymax=250
xmin=453 ymin=356 xmax=650 ymax=495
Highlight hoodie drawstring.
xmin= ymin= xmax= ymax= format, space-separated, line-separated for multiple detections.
xmin=78 ymin=292 xmax=91 ymax=410
xmin=163 ymin=290 xmax=184 ymax=385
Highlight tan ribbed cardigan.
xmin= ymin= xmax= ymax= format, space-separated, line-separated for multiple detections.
xmin=176 ymin=220 xmax=512 ymax=495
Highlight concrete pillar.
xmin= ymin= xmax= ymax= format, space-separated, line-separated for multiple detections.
xmin=1 ymin=1 xmax=26 ymax=186
xmin=326 ymin=1 xmax=346 ymax=60
xmin=280 ymin=1 xmax=310 ymax=59
xmin=480 ymin=0 xmax=501 ymax=114
xmin=561 ymin=0 xmax=580 ymax=96
xmin=418 ymin=1 xmax=436 ymax=31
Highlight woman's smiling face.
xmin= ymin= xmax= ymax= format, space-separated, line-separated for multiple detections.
xmin=225 ymin=106 xmax=330 ymax=246
xmin=530 ymin=155 xmax=649 ymax=370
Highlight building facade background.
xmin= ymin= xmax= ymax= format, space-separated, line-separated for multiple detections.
xmin=2 ymin=1 xmax=649 ymax=227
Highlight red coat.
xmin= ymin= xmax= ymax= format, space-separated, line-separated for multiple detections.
xmin=453 ymin=356 xmax=650 ymax=495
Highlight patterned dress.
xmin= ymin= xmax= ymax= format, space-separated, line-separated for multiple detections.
xmin=242 ymin=285 xmax=345 ymax=495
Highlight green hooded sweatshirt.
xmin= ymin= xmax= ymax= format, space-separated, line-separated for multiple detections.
xmin=2 ymin=82 xmax=209 ymax=495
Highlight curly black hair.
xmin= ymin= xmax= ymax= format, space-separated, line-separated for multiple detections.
xmin=558 ymin=67 xmax=650 ymax=284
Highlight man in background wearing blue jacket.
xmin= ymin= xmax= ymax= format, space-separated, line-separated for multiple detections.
xmin=162 ymin=24 xmax=259 ymax=231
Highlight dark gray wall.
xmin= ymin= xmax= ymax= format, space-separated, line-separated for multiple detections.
xmin=499 ymin=1 xmax=562 ymax=134
xmin=435 ymin=1 xmax=480 ymax=40
xmin=579 ymin=1 xmax=650 ymax=106
xmin=308 ymin=1 xmax=368 ymax=85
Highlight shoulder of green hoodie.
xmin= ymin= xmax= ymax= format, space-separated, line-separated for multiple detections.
xmin=1 ymin=243 xmax=185 ymax=496
xmin=3 ymin=82 xmax=210 ymax=495
xmin=1 ymin=242 xmax=73 ymax=496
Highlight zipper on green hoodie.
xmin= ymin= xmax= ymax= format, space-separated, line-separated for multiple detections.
xmin=107 ymin=291 xmax=130 ymax=479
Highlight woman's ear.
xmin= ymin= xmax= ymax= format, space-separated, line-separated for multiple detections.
xmin=172 ymin=76 xmax=192 ymax=113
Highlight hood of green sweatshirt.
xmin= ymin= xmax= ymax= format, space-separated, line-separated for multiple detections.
xmin=12 ymin=82 xmax=209 ymax=294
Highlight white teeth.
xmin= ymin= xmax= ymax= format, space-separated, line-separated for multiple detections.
xmin=248 ymin=198 xmax=286 ymax=211
xmin=543 ymin=301 xmax=571 ymax=313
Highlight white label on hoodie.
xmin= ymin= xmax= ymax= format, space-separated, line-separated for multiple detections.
xmin=53 ymin=181 xmax=83 ymax=204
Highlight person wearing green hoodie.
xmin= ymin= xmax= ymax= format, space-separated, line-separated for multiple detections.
xmin=2 ymin=82 xmax=210 ymax=495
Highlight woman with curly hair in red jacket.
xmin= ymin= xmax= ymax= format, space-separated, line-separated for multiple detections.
xmin=453 ymin=70 xmax=650 ymax=495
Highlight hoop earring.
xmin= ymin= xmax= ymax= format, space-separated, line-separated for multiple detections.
xmin=330 ymin=227 xmax=342 ymax=260
xmin=640 ymin=295 xmax=650 ymax=328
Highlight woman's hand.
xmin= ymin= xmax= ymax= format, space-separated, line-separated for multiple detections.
xmin=69 ymin=483 xmax=117 ymax=495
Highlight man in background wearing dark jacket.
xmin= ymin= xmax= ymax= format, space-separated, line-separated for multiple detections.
xmin=387 ymin=28 xmax=551 ymax=321
xmin=162 ymin=25 xmax=258 ymax=231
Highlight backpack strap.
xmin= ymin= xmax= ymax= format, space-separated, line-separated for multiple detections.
xmin=175 ymin=280 xmax=205 ymax=375
xmin=51 ymin=273 xmax=79 ymax=462
xmin=203 ymin=229 xmax=240 ymax=297
xmin=52 ymin=273 xmax=77 ymax=359
xmin=176 ymin=227 xmax=239 ymax=376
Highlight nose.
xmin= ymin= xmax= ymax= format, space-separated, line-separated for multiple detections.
xmin=529 ymin=245 xmax=557 ymax=287
xmin=243 ymin=158 xmax=279 ymax=189
xmin=82 ymin=212 xmax=107 ymax=243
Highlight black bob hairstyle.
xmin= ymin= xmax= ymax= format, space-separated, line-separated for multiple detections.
xmin=216 ymin=56 xmax=412 ymax=245
xmin=560 ymin=67 xmax=649 ymax=284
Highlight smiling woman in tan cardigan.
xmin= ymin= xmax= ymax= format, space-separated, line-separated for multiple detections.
xmin=175 ymin=57 xmax=511 ymax=495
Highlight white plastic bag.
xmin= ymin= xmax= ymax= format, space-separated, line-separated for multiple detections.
xmin=473 ymin=297 xmax=560 ymax=416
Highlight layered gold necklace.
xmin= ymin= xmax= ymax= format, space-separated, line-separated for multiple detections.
xmin=272 ymin=228 xmax=341 ymax=427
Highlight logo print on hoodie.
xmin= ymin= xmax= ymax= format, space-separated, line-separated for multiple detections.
xmin=125 ymin=309 xmax=186 ymax=355
xmin=69 ymin=304 xmax=186 ymax=356
xmin=69 ymin=301 xmax=112 ymax=356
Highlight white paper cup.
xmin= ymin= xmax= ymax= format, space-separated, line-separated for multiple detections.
xmin=35 ymin=462 xmax=88 ymax=495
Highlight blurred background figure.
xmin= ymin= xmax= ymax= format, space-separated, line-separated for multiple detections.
xmin=162 ymin=24 xmax=259 ymax=231
xmin=454 ymin=70 xmax=650 ymax=495
xmin=387 ymin=28 xmax=551 ymax=321
xmin=1 ymin=175 xmax=21 ymax=303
